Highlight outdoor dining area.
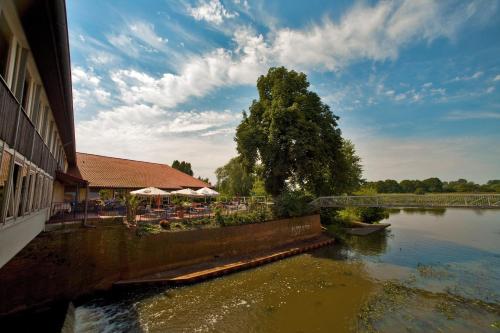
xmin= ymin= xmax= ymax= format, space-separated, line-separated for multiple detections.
xmin=130 ymin=187 xmax=249 ymax=222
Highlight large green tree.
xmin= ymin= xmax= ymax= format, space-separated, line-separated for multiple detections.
xmin=235 ymin=67 xmax=361 ymax=197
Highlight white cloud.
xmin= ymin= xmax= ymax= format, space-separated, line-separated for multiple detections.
xmin=494 ymin=75 xmax=500 ymax=81
xmin=107 ymin=33 xmax=140 ymax=58
xmin=444 ymin=110 xmax=500 ymax=120
xmin=422 ymin=82 xmax=433 ymax=88
xmin=188 ymin=0 xmax=238 ymax=24
xmin=451 ymin=71 xmax=484 ymax=82
xmin=472 ymin=71 xmax=483 ymax=79
xmin=88 ymin=52 xmax=116 ymax=65
xmin=394 ymin=93 xmax=407 ymax=101
xmin=109 ymin=29 xmax=269 ymax=108
xmin=72 ymin=66 xmax=110 ymax=109
xmin=129 ymin=21 xmax=168 ymax=50
xmin=107 ymin=20 xmax=170 ymax=58
xmin=270 ymin=1 xmax=492 ymax=71
xmin=74 ymin=0 xmax=492 ymax=118
xmin=486 ymin=86 xmax=495 ymax=94
xmin=76 ymin=105 xmax=240 ymax=181
xmin=107 ymin=0 xmax=493 ymax=109
xmin=233 ymin=0 xmax=250 ymax=11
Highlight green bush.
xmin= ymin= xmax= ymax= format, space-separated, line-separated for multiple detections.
xmin=320 ymin=207 xmax=348 ymax=226
xmin=321 ymin=206 xmax=388 ymax=225
xmin=356 ymin=207 xmax=389 ymax=224
xmin=273 ymin=190 xmax=313 ymax=218
xmin=218 ymin=208 xmax=272 ymax=227
xmin=214 ymin=207 xmax=225 ymax=225
xmin=136 ymin=223 xmax=162 ymax=236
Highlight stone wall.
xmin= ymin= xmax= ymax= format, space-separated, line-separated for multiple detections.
xmin=0 ymin=214 xmax=321 ymax=316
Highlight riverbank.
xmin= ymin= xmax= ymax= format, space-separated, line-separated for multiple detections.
xmin=0 ymin=214 xmax=322 ymax=318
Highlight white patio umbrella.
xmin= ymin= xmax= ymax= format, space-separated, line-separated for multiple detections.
xmin=130 ymin=187 xmax=170 ymax=196
xmin=196 ymin=187 xmax=219 ymax=197
xmin=170 ymin=188 xmax=202 ymax=197
xmin=130 ymin=187 xmax=171 ymax=208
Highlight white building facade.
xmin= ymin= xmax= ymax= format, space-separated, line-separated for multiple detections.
xmin=0 ymin=0 xmax=76 ymax=268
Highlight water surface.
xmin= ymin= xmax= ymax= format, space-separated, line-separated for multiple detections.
xmin=75 ymin=209 xmax=500 ymax=332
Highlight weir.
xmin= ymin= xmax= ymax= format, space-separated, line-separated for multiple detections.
xmin=310 ymin=194 xmax=500 ymax=209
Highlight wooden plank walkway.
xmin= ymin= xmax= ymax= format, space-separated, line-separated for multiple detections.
xmin=114 ymin=236 xmax=334 ymax=289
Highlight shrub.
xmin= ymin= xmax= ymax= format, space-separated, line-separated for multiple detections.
xmin=320 ymin=207 xmax=347 ymax=226
xmin=273 ymin=190 xmax=313 ymax=218
xmin=170 ymin=222 xmax=186 ymax=230
xmin=136 ymin=223 xmax=162 ymax=236
xmin=159 ymin=220 xmax=170 ymax=230
xmin=214 ymin=207 xmax=225 ymax=225
xmin=321 ymin=206 xmax=388 ymax=225
xmin=356 ymin=207 xmax=389 ymax=224
xmin=124 ymin=194 xmax=139 ymax=223
xmin=218 ymin=208 xmax=272 ymax=227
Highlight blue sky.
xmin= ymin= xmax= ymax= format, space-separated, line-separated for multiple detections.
xmin=67 ymin=0 xmax=500 ymax=183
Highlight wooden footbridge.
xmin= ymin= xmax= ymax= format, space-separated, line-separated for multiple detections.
xmin=310 ymin=194 xmax=500 ymax=209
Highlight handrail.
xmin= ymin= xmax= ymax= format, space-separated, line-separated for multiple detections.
xmin=0 ymin=75 xmax=59 ymax=176
xmin=310 ymin=194 xmax=500 ymax=209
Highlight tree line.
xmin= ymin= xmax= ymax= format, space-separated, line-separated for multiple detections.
xmin=362 ymin=178 xmax=500 ymax=194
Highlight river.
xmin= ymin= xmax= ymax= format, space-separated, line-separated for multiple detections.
xmin=74 ymin=208 xmax=500 ymax=332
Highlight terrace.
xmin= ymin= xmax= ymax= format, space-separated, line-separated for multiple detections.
xmin=48 ymin=191 xmax=272 ymax=230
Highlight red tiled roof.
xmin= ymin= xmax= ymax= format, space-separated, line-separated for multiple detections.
xmin=76 ymin=152 xmax=209 ymax=190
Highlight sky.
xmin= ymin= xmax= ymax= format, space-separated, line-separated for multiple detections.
xmin=67 ymin=0 xmax=500 ymax=183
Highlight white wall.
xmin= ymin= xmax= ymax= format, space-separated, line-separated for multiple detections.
xmin=0 ymin=208 xmax=47 ymax=268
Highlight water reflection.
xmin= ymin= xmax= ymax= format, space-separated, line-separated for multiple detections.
xmin=388 ymin=207 xmax=447 ymax=216
xmin=344 ymin=229 xmax=391 ymax=256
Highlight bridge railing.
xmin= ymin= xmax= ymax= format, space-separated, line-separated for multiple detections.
xmin=311 ymin=194 xmax=500 ymax=209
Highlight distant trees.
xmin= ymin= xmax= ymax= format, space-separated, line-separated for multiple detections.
xmin=197 ymin=176 xmax=211 ymax=185
xmin=362 ymin=178 xmax=499 ymax=194
xmin=172 ymin=160 xmax=193 ymax=176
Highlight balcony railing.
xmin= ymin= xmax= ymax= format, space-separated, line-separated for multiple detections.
xmin=0 ymin=77 xmax=58 ymax=177
xmin=0 ymin=78 xmax=18 ymax=147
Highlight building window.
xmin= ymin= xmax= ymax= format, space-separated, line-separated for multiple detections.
xmin=41 ymin=106 xmax=49 ymax=139
xmin=21 ymin=73 xmax=31 ymax=112
xmin=12 ymin=44 xmax=28 ymax=101
xmin=26 ymin=170 xmax=36 ymax=213
xmin=0 ymin=147 xmax=11 ymax=222
xmin=6 ymin=161 xmax=20 ymax=218
xmin=13 ymin=163 xmax=28 ymax=218
xmin=20 ymin=168 xmax=32 ymax=215
xmin=0 ymin=12 xmax=12 ymax=80
xmin=30 ymin=84 xmax=41 ymax=125
xmin=35 ymin=173 xmax=45 ymax=210
xmin=47 ymin=121 xmax=54 ymax=149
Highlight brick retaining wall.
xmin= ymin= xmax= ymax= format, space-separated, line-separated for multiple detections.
xmin=0 ymin=215 xmax=321 ymax=316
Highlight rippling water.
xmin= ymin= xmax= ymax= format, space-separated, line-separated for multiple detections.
xmin=75 ymin=209 xmax=500 ymax=332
